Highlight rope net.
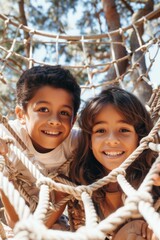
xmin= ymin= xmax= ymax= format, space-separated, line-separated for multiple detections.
xmin=0 ymin=7 xmax=160 ymax=240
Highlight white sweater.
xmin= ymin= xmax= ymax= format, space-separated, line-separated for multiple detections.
xmin=0 ymin=119 xmax=80 ymax=210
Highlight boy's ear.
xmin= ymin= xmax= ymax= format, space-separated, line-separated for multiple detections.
xmin=15 ymin=106 xmax=26 ymax=125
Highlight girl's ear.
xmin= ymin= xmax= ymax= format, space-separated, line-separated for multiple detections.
xmin=15 ymin=106 xmax=26 ymax=125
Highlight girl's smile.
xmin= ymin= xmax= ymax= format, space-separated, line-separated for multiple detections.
xmin=91 ymin=104 xmax=138 ymax=171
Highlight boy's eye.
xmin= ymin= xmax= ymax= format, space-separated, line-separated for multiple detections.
xmin=60 ymin=111 xmax=70 ymax=116
xmin=38 ymin=107 xmax=49 ymax=112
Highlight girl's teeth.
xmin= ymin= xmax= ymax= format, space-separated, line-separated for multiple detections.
xmin=104 ymin=152 xmax=123 ymax=156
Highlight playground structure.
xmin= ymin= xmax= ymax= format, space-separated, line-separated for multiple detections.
xmin=0 ymin=7 xmax=160 ymax=240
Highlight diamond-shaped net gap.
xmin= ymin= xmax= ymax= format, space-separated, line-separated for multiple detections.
xmin=0 ymin=8 xmax=160 ymax=240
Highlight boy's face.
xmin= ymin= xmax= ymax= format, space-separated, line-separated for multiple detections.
xmin=15 ymin=86 xmax=76 ymax=153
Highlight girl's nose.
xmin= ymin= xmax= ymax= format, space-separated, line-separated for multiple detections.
xmin=105 ymin=132 xmax=120 ymax=145
xmin=48 ymin=116 xmax=61 ymax=126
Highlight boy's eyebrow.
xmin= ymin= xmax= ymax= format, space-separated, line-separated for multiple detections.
xmin=35 ymin=100 xmax=73 ymax=110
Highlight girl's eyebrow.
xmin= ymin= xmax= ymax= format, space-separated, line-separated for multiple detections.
xmin=93 ymin=121 xmax=106 ymax=125
xmin=93 ymin=119 xmax=130 ymax=125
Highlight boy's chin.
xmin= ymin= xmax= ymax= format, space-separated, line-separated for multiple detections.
xmin=33 ymin=144 xmax=55 ymax=153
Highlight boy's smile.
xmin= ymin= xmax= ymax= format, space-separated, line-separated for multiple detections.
xmin=42 ymin=130 xmax=61 ymax=136
xmin=16 ymin=86 xmax=75 ymax=153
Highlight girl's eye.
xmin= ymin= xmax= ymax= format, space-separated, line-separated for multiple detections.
xmin=95 ymin=129 xmax=105 ymax=133
xmin=120 ymin=128 xmax=130 ymax=133
xmin=38 ymin=107 xmax=49 ymax=112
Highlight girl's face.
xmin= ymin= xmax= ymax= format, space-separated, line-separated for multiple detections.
xmin=15 ymin=86 xmax=75 ymax=153
xmin=91 ymin=104 xmax=138 ymax=172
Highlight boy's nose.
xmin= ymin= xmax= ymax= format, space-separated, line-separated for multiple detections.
xmin=48 ymin=116 xmax=61 ymax=126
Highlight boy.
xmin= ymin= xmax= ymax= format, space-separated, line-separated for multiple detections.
xmin=0 ymin=65 xmax=81 ymax=228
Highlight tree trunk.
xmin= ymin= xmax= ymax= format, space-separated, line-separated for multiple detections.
xmin=101 ymin=0 xmax=128 ymax=85
xmin=130 ymin=0 xmax=154 ymax=103
xmin=18 ymin=0 xmax=30 ymax=60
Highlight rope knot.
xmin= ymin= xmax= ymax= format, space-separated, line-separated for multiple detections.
xmin=140 ymin=135 xmax=154 ymax=145
xmin=125 ymin=191 xmax=153 ymax=208
xmin=36 ymin=176 xmax=53 ymax=190
xmin=110 ymin=167 xmax=126 ymax=182
xmin=76 ymin=185 xmax=92 ymax=199
xmin=14 ymin=217 xmax=47 ymax=240
xmin=114 ymin=167 xmax=126 ymax=177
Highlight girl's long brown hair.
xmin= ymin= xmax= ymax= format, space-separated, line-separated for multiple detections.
xmin=70 ymin=87 xmax=159 ymax=201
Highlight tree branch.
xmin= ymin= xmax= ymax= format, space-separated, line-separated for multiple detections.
xmin=18 ymin=0 xmax=30 ymax=59
xmin=121 ymin=0 xmax=134 ymax=14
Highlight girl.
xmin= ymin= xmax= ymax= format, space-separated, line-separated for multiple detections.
xmin=69 ymin=87 xmax=159 ymax=239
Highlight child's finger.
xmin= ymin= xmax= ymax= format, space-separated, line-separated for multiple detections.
xmin=152 ymin=163 xmax=160 ymax=186
xmin=141 ymin=221 xmax=148 ymax=239
xmin=152 ymin=173 xmax=160 ymax=186
xmin=0 ymin=139 xmax=8 ymax=155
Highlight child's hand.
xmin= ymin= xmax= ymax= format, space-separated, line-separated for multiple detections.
xmin=112 ymin=220 xmax=158 ymax=240
xmin=45 ymin=191 xmax=68 ymax=229
xmin=0 ymin=138 xmax=8 ymax=155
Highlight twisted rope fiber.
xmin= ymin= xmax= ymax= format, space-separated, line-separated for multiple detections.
xmin=81 ymin=192 xmax=98 ymax=228
xmin=33 ymin=185 xmax=50 ymax=222
xmin=0 ymin=173 xmax=31 ymax=221
xmin=0 ymin=114 xmax=27 ymax=150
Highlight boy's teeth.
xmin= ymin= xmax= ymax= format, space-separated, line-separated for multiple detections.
xmin=44 ymin=130 xmax=59 ymax=135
